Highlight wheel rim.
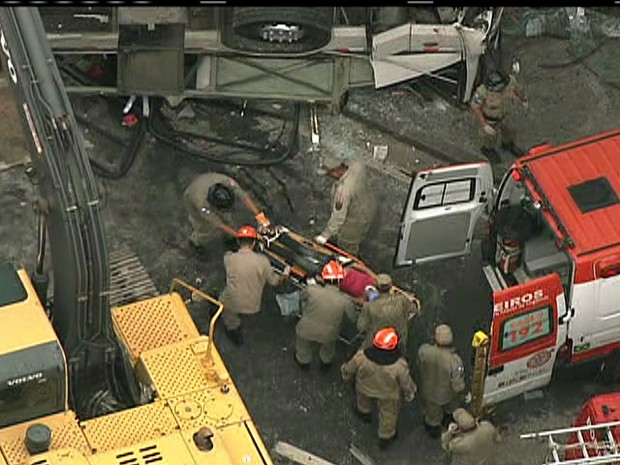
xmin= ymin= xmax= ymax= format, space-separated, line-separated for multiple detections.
xmin=258 ymin=23 xmax=304 ymax=43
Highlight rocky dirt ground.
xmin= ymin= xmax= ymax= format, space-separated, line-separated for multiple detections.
xmin=3 ymin=9 xmax=620 ymax=465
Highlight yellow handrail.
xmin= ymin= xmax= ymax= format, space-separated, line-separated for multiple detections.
xmin=169 ymin=278 xmax=224 ymax=362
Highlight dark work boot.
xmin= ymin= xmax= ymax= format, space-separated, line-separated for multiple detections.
xmin=293 ymin=353 xmax=310 ymax=371
xmin=352 ymin=404 xmax=372 ymax=424
xmin=189 ymin=240 xmax=209 ymax=261
xmin=481 ymin=147 xmax=501 ymax=163
xmin=225 ymin=327 xmax=243 ymax=347
xmin=501 ymin=141 xmax=525 ymax=157
xmin=379 ymin=430 xmax=398 ymax=450
xmin=319 ymin=360 xmax=332 ymax=372
xmin=424 ymin=422 xmax=441 ymax=439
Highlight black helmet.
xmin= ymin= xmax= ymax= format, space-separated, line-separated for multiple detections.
xmin=485 ymin=70 xmax=509 ymax=92
xmin=207 ymin=183 xmax=235 ymax=211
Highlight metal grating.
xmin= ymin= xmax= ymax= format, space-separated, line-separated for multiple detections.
xmin=0 ymin=412 xmax=90 ymax=465
xmin=109 ymin=248 xmax=159 ymax=308
xmin=81 ymin=402 xmax=178 ymax=454
xmin=112 ymin=293 xmax=199 ymax=361
xmin=140 ymin=342 xmax=208 ymax=399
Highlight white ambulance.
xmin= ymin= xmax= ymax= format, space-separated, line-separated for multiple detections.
xmin=396 ymin=128 xmax=620 ymax=407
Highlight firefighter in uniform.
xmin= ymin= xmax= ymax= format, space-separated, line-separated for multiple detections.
xmin=357 ymin=273 xmax=420 ymax=354
xmin=184 ymin=172 xmax=271 ymax=257
xmin=294 ymin=260 xmax=358 ymax=371
xmin=314 ymin=159 xmax=377 ymax=256
xmin=470 ymin=69 xmax=528 ymax=163
xmin=219 ymin=225 xmax=290 ymax=346
xmin=417 ymin=324 xmax=468 ymax=438
xmin=341 ymin=327 xmax=417 ymax=450
xmin=441 ymin=408 xmax=501 ymax=465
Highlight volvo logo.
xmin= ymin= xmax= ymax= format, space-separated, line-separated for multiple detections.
xmin=7 ymin=372 xmax=43 ymax=387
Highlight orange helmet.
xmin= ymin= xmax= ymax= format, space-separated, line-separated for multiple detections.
xmin=236 ymin=225 xmax=258 ymax=240
xmin=373 ymin=327 xmax=399 ymax=351
xmin=321 ymin=260 xmax=345 ymax=281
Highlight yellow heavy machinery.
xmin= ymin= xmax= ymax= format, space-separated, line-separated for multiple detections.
xmin=0 ymin=266 xmax=274 ymax=465
xmin=0 ymin=6 xmax=274 ymax=465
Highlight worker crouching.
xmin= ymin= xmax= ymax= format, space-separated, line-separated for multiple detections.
xmin=341 ymin=327 xmax=416 ymax=450
xmin=441 ymin=408 xmax=501 ymax=465
xmin=294 ymin=260 xmax=357 ymax=371
xmin=219 ymin=226 xmax=290 ymax=346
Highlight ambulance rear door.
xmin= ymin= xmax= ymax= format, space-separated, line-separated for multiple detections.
xmin=483 ymin=273 xmax=567 ymax=406
xmin=395 ymin=162 xmax=493 ymax=266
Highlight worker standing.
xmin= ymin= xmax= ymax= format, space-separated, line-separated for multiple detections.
xmin=219 ymin=225 xmax=290 ymax=346
xmin=357 ymin=273 xmax=420 ymax=354
xmin=470 ymin=69 xmax=528 ymax=163
xmin=417 ymin=324 xmax=468 ymax=438
xmin=441 ymin=408 xmax=501 ymax=465
xmin=314 ymin=159 xmax=377 ymax=256
xmin=341 ymin=327 xmax=416 ymax=450
xmin=294 ymin=261 xmax=358 ymax=371
xmin=184 ymin=172 xmax=271 ymax=258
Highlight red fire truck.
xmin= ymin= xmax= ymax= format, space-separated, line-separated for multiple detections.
xmin=396 ymin=128 xmax=620 ymax=408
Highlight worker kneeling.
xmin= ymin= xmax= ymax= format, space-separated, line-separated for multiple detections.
xmin=294 ymin=260 xmax=357 ymax=371
xmin=341 ymin=327 xmax=417 ymax=450
xmin=441 ymin=408 xmax=501 ymax=465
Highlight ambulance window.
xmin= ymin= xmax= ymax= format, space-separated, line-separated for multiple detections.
xmin=500 ymin=306 xmax=553 ymax=351
xmin=414 ymin=179 xmax=475 ymax=210
xmin=568 ymin=177 xmax=619 ymax=213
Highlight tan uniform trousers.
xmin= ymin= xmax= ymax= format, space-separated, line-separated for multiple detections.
xmin=481 ymin=118 xmax=516 ymax=151
xmin=357 ymin=392 xmax=401 ymax=439
xmin=422 ymin=397 xmax=461 ymax=428
xmin=337 ymin=216 xmax=374 ymax=256
xmin=295 ymin=336 xmax=336 ymax=365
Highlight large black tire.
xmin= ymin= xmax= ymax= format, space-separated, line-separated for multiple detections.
xmin=224 ymin=7 xmax=334 ymax=54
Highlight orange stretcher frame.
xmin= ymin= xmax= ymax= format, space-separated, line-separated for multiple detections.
xmin=257 ymin=226 xmax=421 ymax=314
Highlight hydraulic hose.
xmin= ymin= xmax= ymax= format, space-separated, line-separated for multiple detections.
xmin=146 ymin=98 xmax=300 ymax=166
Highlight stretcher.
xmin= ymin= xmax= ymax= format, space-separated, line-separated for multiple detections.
xmin=256 ymin=226 xmax=421 ymax=345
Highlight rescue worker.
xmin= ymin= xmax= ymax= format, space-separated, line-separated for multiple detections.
xmin=219 ymin=225 xmax=290 ymax=346
xmin=314 ymin=159 xmax=377 ymax=256
xmin=470 ymin=69 xmax=528 ymax=163
xmin=441 ymin=408 xmax=501 ymax=465
xmin=357 ymin=273 xmax=420 ymax=354
xmin=341 ymin=327 xmax=417 ymax=450
xmin=184 ymin=172 xmax=271 ymax=258
xmin=417 ymin=324 xmax=468 ymax=438
xmin=294 ymin=260 xmax=358 ymax=371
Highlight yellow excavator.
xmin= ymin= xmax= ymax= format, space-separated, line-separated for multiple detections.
xmin=0 ymin=7 xmax=273 ymax=465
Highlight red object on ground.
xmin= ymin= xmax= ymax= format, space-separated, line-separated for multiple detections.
xmin=339 ymin=267 xmax=376 ymax=299
xmin=122 ymin=114 xmax=139 ymax=127
xmin=567 ymin=393 xmax=620 ymax=460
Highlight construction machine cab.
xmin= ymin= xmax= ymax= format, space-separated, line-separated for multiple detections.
xmin=0 ymin=263 xmax=67 ymax=428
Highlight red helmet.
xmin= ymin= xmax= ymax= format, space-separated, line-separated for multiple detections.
xmin=321 ymin=260 xmax=345 ymax=281
xmin=237 ymin=225 xmax=258 ymax=240
xmin=373 ymin=327 xmax=399 ymax=351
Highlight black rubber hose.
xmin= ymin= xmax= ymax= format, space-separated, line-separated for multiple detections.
xmin=146 ymin=99 xmax=299 ymax=166
xmin=88 ymin=122 xmax=147 ymax=180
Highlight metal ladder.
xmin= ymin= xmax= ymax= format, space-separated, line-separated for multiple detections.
xmin=521 ymin=420 xmax=620 ymax=465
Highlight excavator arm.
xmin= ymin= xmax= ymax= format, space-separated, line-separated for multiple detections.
xmin=0 ymin=7 xmax=130 ymax=415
